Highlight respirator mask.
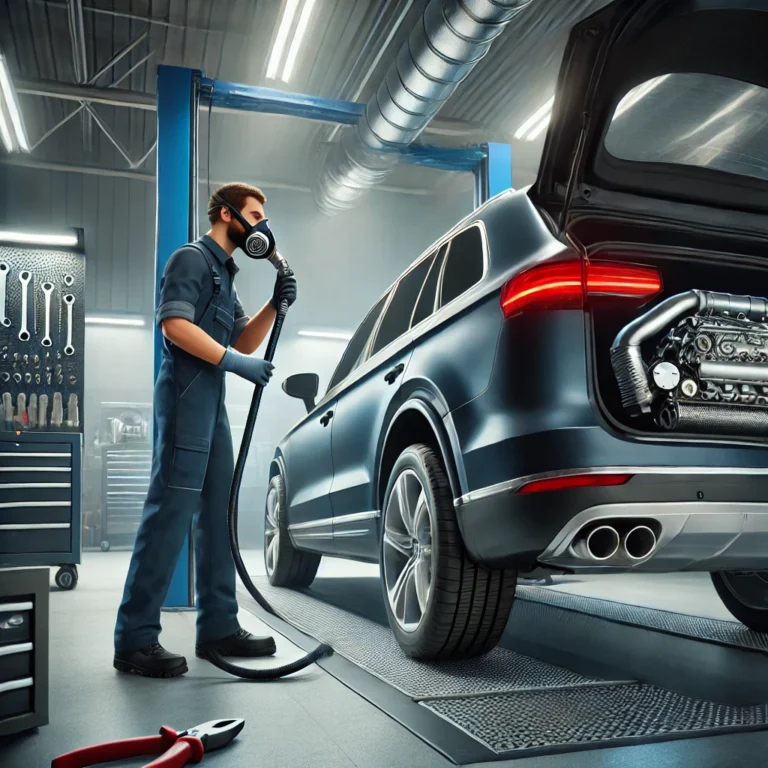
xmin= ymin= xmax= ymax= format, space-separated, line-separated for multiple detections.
xmin=210 ymin=193 xmax=276 ymax=260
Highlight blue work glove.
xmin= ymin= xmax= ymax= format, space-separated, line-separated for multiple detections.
xmin=270 ymin=274 xmax=297 ymax=310
xmin=218 ymin=348 xmax=274 ymax=387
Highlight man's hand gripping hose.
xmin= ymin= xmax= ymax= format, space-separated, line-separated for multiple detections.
xmin=203 ymin=251 xmax=333 ymax=680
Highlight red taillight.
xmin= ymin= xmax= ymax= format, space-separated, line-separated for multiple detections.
xmin=515 ymin=473 xmax=633 ymax=495
xmin=500 ymin=260 xmax=662 ymax=317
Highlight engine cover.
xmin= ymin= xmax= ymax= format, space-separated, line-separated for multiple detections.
xmin=611 ymin=290 xmax=768 ymax=435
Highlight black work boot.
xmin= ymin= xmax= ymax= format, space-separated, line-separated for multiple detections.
xmin=196 ymin=628 xmax=276 ymax=659
xmin=113 ymin=642 xmax=188 ymax=678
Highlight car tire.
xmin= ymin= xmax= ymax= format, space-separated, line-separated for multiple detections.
xmin=264 ymin=473 xmax=321 ymax=588
xmin=379 ymin=443 xmax=517 ymax=660
xmin=711 ymin=571 xmax=768 ymax=632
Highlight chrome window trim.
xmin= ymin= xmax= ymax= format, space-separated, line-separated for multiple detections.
xmin=408 ymin=247 xmax=441 ymax=329
xmin=288 ymin=510 xmax=379 ymax=531
xmin=455 ymin=465 xmax=768 ymax=507
xmin=323 ymin=220 xmax=490 ymax=404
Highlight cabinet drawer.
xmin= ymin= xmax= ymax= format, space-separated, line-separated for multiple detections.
xmin=0 ymin=528 xmax=71 ymax=554
xmin=0 ymin=448 xmax=71 ymax=469
xmin=0 ymin=602 xmax=32 ymax=645
xmin=0 ymin=502 xmax=72 ymax=527
xmin=0 ymin=678 xmax=33 ymax=720
xmin=0 ymin=643 xmax=33 ymax=683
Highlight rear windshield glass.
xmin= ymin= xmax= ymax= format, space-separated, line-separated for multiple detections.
xmin=604 ymin=73 xmax=768 ymax=182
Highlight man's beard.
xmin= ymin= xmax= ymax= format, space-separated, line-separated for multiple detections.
xmin=227 ymin=222 xmax=247 ymax=250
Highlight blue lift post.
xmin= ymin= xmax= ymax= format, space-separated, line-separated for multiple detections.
xmin=156 ymin=66 xmax=199 ymax=609
xmin=157 ymin=69 xmax=513 ymax=609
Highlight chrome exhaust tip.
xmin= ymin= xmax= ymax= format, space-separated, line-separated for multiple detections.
xmin=572 ymin=525 xmax=620 ymax=561
xmin=623 ymin=525 xmax=657 ymax=560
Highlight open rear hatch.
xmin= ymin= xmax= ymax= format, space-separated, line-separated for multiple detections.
xmin=528 ymin=0 xmax=768 ymax=443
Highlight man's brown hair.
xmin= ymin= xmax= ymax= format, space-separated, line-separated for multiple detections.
xmin=208 ymin=182 xmax=266 ymax=224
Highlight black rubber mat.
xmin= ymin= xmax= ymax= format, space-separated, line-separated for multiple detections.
xmin=519 ymin=585 xmax=768 ymax=653
xmin=251 ymin=578 xmax=602 ymax=697
xmin=250 ymin=578 xmax=768 ymax=760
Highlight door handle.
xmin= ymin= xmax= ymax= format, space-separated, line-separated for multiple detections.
xmin=384 ymin=363 xmax=405 ymax=385
xmin=320 ymin=410 xmax=334 ymax=427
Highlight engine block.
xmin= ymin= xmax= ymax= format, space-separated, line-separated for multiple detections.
xmin=611 ymin=290 xmax=768 ymax=435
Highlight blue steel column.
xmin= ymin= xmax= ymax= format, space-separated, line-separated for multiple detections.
xmin=474 ymin=142 xmax=513 ymax=206
xmin=155 ymin=65 xmax=199 ymax=609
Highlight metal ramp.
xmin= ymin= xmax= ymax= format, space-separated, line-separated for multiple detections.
xmin=239 ymin=576 xmax=768 ymax=763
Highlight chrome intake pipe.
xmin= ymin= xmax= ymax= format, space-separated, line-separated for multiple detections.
xmin=571 ymin=525 xmax=620 ymax=561
xmin=622 ymin=525 xmax=657 ymax=560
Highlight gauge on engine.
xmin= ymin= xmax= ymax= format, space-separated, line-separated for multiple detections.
xmin=652 ymin=362 xmax=681 ymax=391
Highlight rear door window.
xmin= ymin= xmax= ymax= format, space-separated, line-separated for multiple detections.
xmin=410 ymin=244 xmax=447 ymax=328
xmin=328 ymin=293 xmax=389 ymax=391
xmin=370 ymin=252 xmax=436 ymax=356
xmin=439 ymin=226 xmax=485 ymax=308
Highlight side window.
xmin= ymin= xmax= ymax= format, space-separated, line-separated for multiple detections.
xmin=410 ymin=243 xmax=447 ymax=328
xmin=370 ymin=252 xmax=436 ymax=356
xmin=327 ymin=293 xmax=389 ymax=391
xmin=439 ymin=226 xmax=485 ymax=308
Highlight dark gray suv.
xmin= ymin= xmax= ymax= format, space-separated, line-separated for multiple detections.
xmin=265 ymin=0 xmax=768 ymax=660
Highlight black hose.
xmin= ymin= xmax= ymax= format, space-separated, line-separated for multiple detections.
xmin=202 ymin=295 xmax=333 ymax=680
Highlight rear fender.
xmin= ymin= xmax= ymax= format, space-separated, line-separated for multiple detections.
xmin=376 ymin=395 xmax=465 ymax=513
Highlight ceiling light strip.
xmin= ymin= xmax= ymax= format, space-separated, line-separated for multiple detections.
xmin=267 ymin=0 xmax=302 ymax=80
xmin=0 ymin=54 xmax=29 ymax=151
xmin=282 ymin=0 xmax=316 ymax=82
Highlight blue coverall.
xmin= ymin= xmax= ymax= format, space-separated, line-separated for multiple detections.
xmin=114 ymin=235 xmax=250 ymax=651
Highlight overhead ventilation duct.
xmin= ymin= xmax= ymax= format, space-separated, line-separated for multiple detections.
xmin=314 ymin=0 xmax=533 ymax=215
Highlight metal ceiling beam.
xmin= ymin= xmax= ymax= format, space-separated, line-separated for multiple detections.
xmin=0 ymin=156 xmax=435 ymax=196
xmin=17 ymin=79 xmax=156 ymax=110
xmin=15 ymin=78 xmax=486 ymax=137
xmin=29 ymin=50 xmax=156 ymax=151
xmin=66 ymin=0 xmax=91 ymax=150
xmin=89 ymin=26 xmax=149 ymax=85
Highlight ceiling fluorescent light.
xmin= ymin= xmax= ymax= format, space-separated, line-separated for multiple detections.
xmin=0 ymin=100 xmax=13 ymax=152
xmin=0 ymin=54 xmax=29 ymax=151
xmin=0 ymin=230 xmax=78 ymax=246
xmin=514 ymin=96 xmax=554 ymax=140
xmin=85 ymin=315 xmax=146 ymax=327
xmin=298 ymin=329 xmax=353 ymax=341
xmin=282 ymin=0 xmax=316 ymax=82
xmin=267 ymin=0 xmax=301 ymax=80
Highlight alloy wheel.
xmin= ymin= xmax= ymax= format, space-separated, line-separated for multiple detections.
xmin=382 ymin=469 xmax=434 ymax=633
xmin=264 ymin=485 xmax=280 ymax=577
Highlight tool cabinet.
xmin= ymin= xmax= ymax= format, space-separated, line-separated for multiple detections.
xmin=0 ymin=567 xmax=49 ymax=736
xmin=0 ymin=433 xmax=83 ymax=589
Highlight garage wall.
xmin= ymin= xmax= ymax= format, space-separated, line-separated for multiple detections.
xmin=0 ymin=164 xmax=474 ymax=546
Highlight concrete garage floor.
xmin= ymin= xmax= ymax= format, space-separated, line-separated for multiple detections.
xmin=1 ymin=552 xmax=765 ymax=768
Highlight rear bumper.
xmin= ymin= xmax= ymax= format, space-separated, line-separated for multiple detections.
xmin=455 ymin=465 xmax=768 ymax=573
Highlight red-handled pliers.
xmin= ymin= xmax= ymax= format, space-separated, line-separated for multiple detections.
xmin=51 ymin=718 xmax=245 ymax=767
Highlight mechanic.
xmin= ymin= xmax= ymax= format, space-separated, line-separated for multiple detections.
xmin=113 ymin=182 xmax=296 ymax=678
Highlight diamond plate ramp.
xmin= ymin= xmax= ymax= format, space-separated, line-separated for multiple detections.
xmin=245 ymin=577 xmax=768 ymax=760
xmin=422 ymin=684 xmax=768 ymax=756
